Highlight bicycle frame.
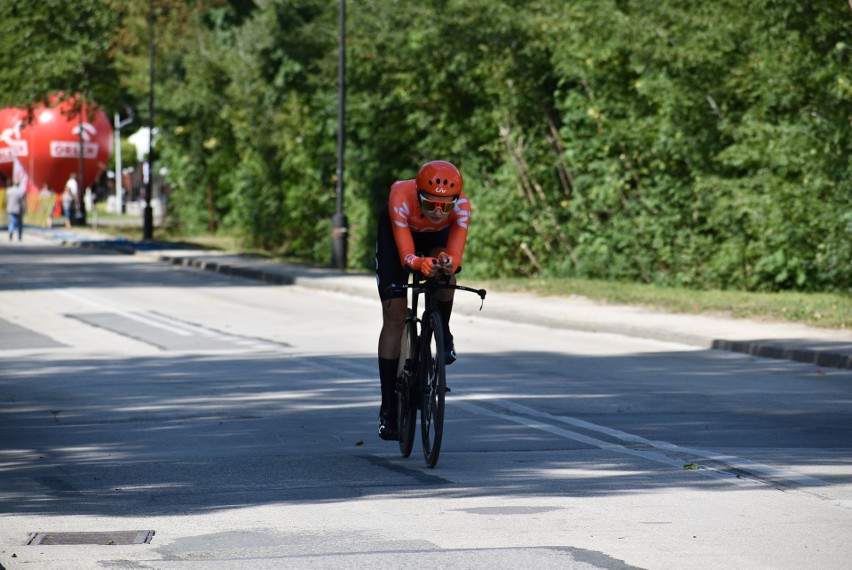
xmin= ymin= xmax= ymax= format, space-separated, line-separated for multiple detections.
xmin=389 ymin=272 xmax=486 ymax=467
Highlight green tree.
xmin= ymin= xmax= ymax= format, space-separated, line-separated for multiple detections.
xmin=0 ymin=0 xmax=121 ymax=111
xmin=102 ymin=0 xmax=851 ymax=291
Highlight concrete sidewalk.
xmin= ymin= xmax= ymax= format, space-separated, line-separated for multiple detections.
xmin=19 ymin=227 xmax=852 ymax=369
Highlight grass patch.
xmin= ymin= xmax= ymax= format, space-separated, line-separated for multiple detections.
xmin=88 ymin=222 xmax=312 ymax=264
xmin=81 ymin=223 xmax=850 ymax=330
xmin=474 ymin=277 xmax=850 ymax=330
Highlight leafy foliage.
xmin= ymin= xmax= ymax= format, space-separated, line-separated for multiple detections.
xmin=3 ymin=0 xmax=849 ymax=292
xmin=0 ymin=0 xmax=121 ymax=109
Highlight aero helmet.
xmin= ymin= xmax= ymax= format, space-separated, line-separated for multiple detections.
xmin=416 ymin=161 xmax=463 ymax=198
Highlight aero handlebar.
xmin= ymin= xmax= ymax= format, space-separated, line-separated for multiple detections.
xmin=388 ymin=276 xmax=487 ymax=310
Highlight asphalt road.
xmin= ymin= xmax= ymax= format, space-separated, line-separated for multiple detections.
xmin=1 ymin=239 xmax=851 ymax=569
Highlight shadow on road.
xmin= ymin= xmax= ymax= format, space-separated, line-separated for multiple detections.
xmin=0 ymin=244 xmax=273 ymax=291
xmin=1 ymin=347 xmax=850 ymax=518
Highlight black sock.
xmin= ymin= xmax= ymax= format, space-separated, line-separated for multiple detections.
xmin=437 ymin=299 xmax=453 ymax=338
xmin=378 ymin=356 xmax=399 ymax=419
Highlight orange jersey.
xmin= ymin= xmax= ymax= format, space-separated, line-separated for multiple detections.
xmin=388 ymin=179 xmax=471 ymax=271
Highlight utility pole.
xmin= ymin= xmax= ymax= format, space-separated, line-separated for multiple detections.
xmin=331 ymin=0 xmax=348 ymax=269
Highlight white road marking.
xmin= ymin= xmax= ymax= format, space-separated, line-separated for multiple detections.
xmin=59 ymin=290 xmax=193 ymax=336
xmin=454 ymin=397 xmax=831 ymax=490
xmin=321 ymin=358 xmax=824 ymax=491
xmin=57 ymin=291 xmax=285 ymax=351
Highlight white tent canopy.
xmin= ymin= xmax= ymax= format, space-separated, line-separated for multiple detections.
xmin=127 ymin=127 xmax=158 ymax=163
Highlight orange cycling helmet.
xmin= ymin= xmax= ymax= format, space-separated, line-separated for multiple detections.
xmin=416 ymin=160 xmax=463 ymax=198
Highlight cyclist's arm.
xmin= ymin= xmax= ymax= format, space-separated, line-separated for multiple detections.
xmin=391 ymin=221 xmax=420 ymax=271
xmin=441 ymin=195 xmax=471 ymax=272
xmin=388 ymin=182 xmax=425 ymax=271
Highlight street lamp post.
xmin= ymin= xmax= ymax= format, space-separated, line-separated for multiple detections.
xmin=143 ymin=0 xmax=155 ymax=240
xmin=77 ymin=108 xmax=85 ymax=226
xmin=114 ymin=112 xmax=133 ymax=214
xmin=331 ymin=0 xmax=348 ymax=269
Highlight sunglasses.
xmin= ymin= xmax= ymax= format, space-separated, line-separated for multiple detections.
xmin=419 ymin=192 xmax=456 ymax=213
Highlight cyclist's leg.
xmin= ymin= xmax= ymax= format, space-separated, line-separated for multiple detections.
xmin=379 ymin=297 xmax=407 ymax=411
xmin=378 ymin=297 xmax=406 ymax=440
xmin=379 ymin=296 xmax=406 ymax=359
xmin=376 ymin=209 xmax=408 ymax=439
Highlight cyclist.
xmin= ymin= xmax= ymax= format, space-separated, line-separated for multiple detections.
xmin=374 ymin=160 xmax=471 ymax=441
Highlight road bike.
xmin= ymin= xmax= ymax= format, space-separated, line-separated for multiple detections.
xmin=391 ymin=272 xmax=486 ymax=468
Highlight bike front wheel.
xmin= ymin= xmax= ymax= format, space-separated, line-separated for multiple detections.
xmin=420 ymin=310 xmax=446 ymax=468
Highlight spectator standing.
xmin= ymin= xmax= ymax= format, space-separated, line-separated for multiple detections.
xmin=64 ymin=173 xmax=79 ymax=226
xmin=6 ymin=181 xmax=25 ymax=241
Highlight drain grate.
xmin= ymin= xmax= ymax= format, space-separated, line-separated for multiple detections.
xmin=27 ymin=530 xmax=155 ymax=546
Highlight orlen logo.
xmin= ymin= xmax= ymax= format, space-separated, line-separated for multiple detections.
xmin=0 ymin=123 xmax=28 ymax=157
xmin=49 ymin=122 xmax=99 ymax=158
xmin=50 ymin=141 xmax=98 ymax=159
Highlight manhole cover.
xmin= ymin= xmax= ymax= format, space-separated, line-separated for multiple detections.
xmin=27 ymin=530 xmax=155 ymax=546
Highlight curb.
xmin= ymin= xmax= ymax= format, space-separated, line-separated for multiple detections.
xmin=68 ymin=237 xmax=852 ymax=370
xmin=710 ymin=339 xmax=851 ymax=370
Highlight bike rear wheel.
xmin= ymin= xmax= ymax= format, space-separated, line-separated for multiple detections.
xmin=420 ymin=310 xmax=446 ymax=468
xmin=397 ymin=310 xmax=417 ymax=457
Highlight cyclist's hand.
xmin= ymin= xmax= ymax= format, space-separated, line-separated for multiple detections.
xmin=437 ymin=252 xmax=454 ymax=275
xmin=417 ymin=256 xmax=439 ymax=277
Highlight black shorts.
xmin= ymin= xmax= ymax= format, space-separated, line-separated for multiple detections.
xmin=375 ymin=208 xmax=457 ymax=300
